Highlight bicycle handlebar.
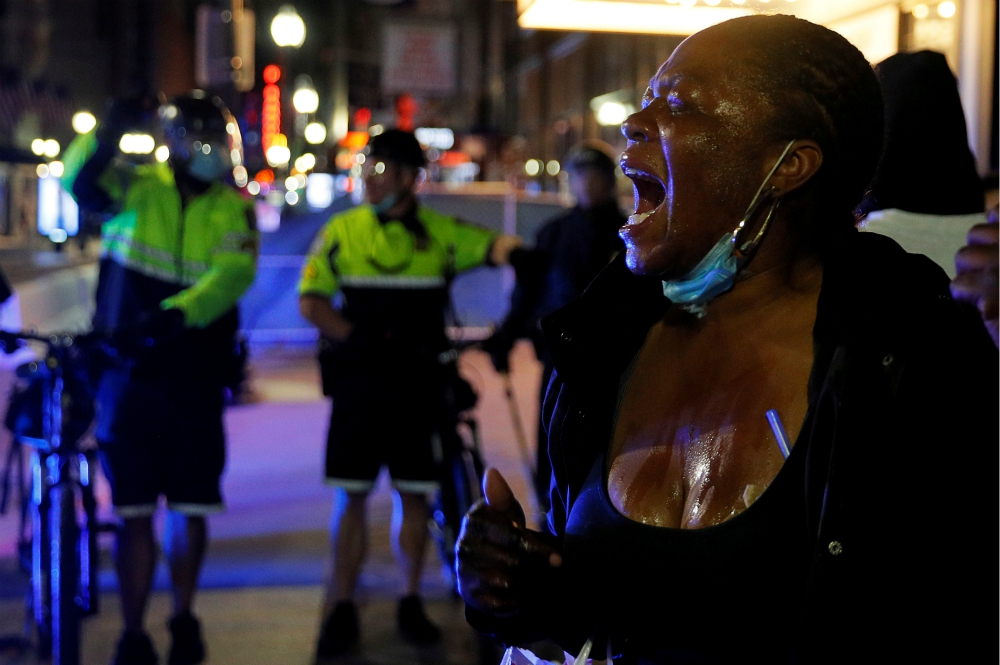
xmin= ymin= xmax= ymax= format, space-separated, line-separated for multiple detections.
xmin=0 ymin=330 xmax=103 ymax=356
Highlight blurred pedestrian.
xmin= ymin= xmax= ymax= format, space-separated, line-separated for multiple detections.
xmin=858 ymin=50 xmax=986 ymax=276
xmin=483 ymin=144 xmax=624 ymax=510
xmin=62 ymin=93 xmax=258 ymax=665
xmin=298 ymin=129 xmax=521 ymax=658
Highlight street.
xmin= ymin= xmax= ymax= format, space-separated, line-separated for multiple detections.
xmin=0 ymin=339 xmax=543 ymax=665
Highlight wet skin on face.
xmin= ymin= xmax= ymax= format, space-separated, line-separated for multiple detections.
xmin=619 ymin=29 xmax=786 ymax=279
xmin=609 ymin=28 xmax=825 ymax=528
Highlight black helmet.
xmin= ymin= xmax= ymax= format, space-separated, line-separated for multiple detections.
xmin=367 ymin=129 xmax=426 ymax=169
xmin=565 ymin=143 xmax=617 ymax=178
xmin=159 ymin=92 xmax=232 ymax=139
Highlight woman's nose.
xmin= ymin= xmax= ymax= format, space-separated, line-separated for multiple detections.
xmin=621 ymin=110 xmax=651 ymax=142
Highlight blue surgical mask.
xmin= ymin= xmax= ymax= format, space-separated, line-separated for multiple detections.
xmin=186 ymin=142 xmax=229 ymax=183
xmin=371 ymin=191 xmax=399 ymax=216
xmin=660 ymin=140 xmax=797 ymax=316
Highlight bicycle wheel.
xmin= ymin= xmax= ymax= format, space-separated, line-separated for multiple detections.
xmin=31 ymin=453 xmax=52 ymax=658
xmin=49 ymin=482 xmax=80 ymax=665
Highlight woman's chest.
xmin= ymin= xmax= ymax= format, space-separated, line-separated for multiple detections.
xmin=608 ymin=313 xmax=815 ymax=528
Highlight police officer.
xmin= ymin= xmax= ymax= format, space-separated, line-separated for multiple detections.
xmin=484 ymin=144 xmax=625 ymax=510
xmin=62 ymin=94 xmax=257 ymax=665
xmin=299 ymin=129 xmax=520 ymax=657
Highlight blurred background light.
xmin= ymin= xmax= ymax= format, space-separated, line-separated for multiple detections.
xmin=247 ymin=180 xmax=261 ymax=196
xmin=518 ymin=0 xmax=751 ymax=34
xmin=546 ymin=160 xmax=561 ymax=176
xmin=155 ymin=145 xmax=170 ymax=162
xmin=294 ymin=153 xmax=316 ymax=172
xmin=266 ymin=145 xmax=291 ymax=167
xmin=911 ymin=3 xmax=930 ymax=18
xmin=597 ymin=101 xmax=629 ymax=126
xmin=524 ymin=159 xmax=541 ymax=176
xmin=48 ymin=161 xmax=65 ymax=178
xmin=304 ymin=122 xmax=327 ymax=144
xmin=72 ymin=111 xmax=97 ymax=134
xmin=31 ymin=139 xmax=45 ymax=156
xmin=270 ymin=5 xmax=306 ymax=48
xmin=43 ymin=139 xmax=60 ymax=158
xmin=119 ymin=134 xmax=154 ymax=155
xmin=306 ymin=173 xmax=334 ymax=209
xmin=292 ymin=87 xmax=319 ymax=114
xmin=414 ymin=127 xmax=455 ymax=150
xmin=937 ymin=1 xmax=956 ymax=18
xmin=284 ymin=190 xmax=299 ymax=205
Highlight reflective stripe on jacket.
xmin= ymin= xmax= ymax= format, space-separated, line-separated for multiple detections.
xmin=62 ymin=131 xmax=258 ymax=329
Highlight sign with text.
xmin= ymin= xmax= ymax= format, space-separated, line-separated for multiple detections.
xmin=382 ymin=22 xmax=457 ymax=95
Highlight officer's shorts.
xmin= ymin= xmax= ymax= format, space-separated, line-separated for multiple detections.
xmin=325 ymin=386 xmax=441 ymax=494
xmin=96 ymin=365 xmax=226 ymax=518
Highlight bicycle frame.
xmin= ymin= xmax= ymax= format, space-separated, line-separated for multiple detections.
xmin=3 ymin=332 xmax=100 ymax=665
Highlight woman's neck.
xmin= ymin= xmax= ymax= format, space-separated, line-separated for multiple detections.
xmin=668 ymin=250 xmax=823 ymax=325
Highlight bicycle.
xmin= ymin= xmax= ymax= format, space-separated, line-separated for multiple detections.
xmin=0 ymin=331 xmax=108 ymax=665
xmin=429 ymin=345 xmax=486 ymax=596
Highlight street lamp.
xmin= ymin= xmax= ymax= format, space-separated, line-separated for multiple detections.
xmin=270 ymin=5 xmax=305 ymax=48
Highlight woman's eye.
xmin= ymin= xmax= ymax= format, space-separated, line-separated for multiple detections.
xmin=667 ymin=94 xmax=685 ymax=111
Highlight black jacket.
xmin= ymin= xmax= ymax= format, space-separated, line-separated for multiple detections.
xmin=470 ymin=231 xmax=998 ymax=663
xmin=499 ymin=202 xmax=625 ymax=363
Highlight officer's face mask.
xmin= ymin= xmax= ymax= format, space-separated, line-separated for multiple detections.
xmin=184 ymin=139 xmax=230 ymax=183
xmin=660 ymin=140 xmax=796 ymax=316
xmin=371 ymin=190 xmax=400 ymax=216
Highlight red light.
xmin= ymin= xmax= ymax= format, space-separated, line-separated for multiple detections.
xmin=354 ymin=107 xmax=372 ymax=128
xmin=262 ymin=64 xmax=281 ymax=84
xmin=255 ymin=169 xmax=275 ymax=184
xmin=395 ymin=94 xmax=418 ymax=132
xmin=262 ymin=83 xmax=282 ymax=151
xmin=339 ymin=131 xmax=369 ymax=151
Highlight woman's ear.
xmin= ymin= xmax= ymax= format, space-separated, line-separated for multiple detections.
xmin=770 ymin=140 xmax=823 ymax=196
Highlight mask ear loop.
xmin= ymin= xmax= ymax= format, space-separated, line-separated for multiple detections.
xmin=730 ymin=140 xmax=796 ymax=261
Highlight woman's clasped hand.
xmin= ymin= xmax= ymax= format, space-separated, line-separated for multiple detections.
xmin=456 ymin=469 xmax=561 ymax=617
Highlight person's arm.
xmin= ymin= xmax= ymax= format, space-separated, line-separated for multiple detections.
xmin=484 ymin=246 xmax=550 ymax=372
xmin=160 ymin=206 xmax=258 ymax=327
xmin=61 ymin=97 xmax=155 ymax=213
xmin=450 ymin=218 xmax=522 ymax=271
xmin=488 ymin=234 xmax=524 ymax=266
xmin=299 ymin=294 xmax=353 ymax=340
xmin=298 ymin=221 xmax=353 ymax=339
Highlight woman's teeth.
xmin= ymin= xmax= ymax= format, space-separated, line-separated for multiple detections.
xmin=627 ymin=210 xmax=652 ymax=226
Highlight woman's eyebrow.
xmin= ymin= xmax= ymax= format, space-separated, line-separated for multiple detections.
xmin=651 ymin=73 xmax=690 ymax=96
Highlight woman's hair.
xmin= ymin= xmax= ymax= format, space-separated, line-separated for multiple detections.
xmin=712 ymin=15 xmax=884 ymax=235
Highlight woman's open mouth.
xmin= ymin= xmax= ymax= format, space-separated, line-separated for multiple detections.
xmin=622 ymin=166 xmax=666 ymax=225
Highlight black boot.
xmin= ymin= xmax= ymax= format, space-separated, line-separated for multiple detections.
xmin=167 ymin=612 xmax=205 ymax=665
xmin=112 ymin=630 xmax=158 ymax=665
xmin=397 ymin=595 xmax=442 ymax=645
xmin=315 ymin=601 xmax=360 ymax=660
